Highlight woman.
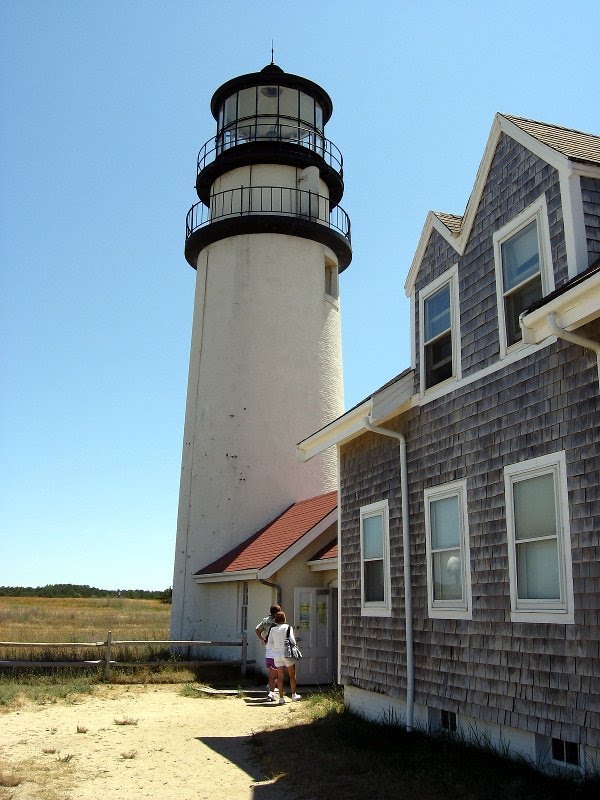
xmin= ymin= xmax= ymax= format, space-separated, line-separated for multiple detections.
xmin=269 ymin=610 xmax=301 ymax=704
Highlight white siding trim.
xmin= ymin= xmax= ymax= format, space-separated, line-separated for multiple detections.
xmin=559 ymin=170 xmax=589 ymax=277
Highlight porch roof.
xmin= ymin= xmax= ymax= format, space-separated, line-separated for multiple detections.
xmin=194 ymin=491 xmax=338 ymax=582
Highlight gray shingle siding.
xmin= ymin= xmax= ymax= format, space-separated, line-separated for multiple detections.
xmin=582 ymin=176 xmax=600 ymax=260
xmin=339 ymin=127 xmax=600 ymax=750
xmin=341 ymin=321 xmax=600 ymax=746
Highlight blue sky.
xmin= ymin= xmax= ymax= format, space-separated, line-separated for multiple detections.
xmin=2 ymin=1 xmax=599 ymax=591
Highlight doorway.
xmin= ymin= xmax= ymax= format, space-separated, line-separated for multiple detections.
xmin=293 ymin=586 xmax=336 ymax=685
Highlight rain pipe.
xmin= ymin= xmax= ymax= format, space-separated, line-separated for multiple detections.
xmin=259 ymin=579 xmax=282 ymax=606
xmin=544 ymin=312 xmax=600 ymax=392
xmin=363 ymin=418 xmax=414 ymax=732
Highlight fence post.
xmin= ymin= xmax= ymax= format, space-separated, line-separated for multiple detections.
xmin=241 ymin=632 xmax=247 ymax=678
xmin=103 ymin=630 xmax=112 ymax=681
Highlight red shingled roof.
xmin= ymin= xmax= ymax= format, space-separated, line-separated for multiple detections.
xmin=195 ymin=490 xmax=337 ymax=576
xmin=310 ymin=539 xmax=338 ymax=561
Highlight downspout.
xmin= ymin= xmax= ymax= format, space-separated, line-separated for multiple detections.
xmin=258 ymin=578 xmax=282 ymax=606
xmin=544 ymin=312 xmax=600 ymax=390
xmin=363 ymin=418 xmax=414 ymax=732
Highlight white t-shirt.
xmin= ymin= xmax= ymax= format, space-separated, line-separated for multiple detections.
xmin=268 ymin=623 xmax=297 ymax=661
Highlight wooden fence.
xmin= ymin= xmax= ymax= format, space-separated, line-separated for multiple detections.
xmin=0 ymin=632 xmax=251 ymax=680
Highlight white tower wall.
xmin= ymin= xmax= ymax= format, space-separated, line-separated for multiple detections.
xmin=170 ymin=225 xmax=343 ymax=639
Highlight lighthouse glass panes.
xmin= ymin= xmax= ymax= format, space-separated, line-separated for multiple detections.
xmin=216 ymin=85 xmax=325 ymax=155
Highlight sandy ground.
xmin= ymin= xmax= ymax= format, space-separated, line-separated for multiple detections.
xmin=0 ymin=684 xmax=302 ymax=800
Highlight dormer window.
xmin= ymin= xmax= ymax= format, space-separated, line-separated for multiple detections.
xmin=419 ymin=265 xmax=460 ymax=393
xmin=493 ymin=196 xmax=554 ymax=357
xmin=424 ymin=284 xmax=452 ymax=387
xmin=501 ymin=220 xmax=542 ymax=346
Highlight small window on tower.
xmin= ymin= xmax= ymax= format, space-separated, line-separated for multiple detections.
xmin=325 ymin=260 xmax=339 ymax=300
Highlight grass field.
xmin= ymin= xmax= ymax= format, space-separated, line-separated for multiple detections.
xmin=0 ymin=596 xmax=185 ymax=696
xmin=0 ymin=595 xmax=171 ymax=643
xmin=0 ymin=595 xmax=250 ymax=703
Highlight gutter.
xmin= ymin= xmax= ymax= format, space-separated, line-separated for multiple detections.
xmin=259 ymin=579 xmax=282 ymax=605
xmin=363 ymin=417 xmax=414 ymax=733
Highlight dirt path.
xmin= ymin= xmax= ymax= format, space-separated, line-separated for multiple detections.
xmin=0 ymin=684 xmax=301 ymax=800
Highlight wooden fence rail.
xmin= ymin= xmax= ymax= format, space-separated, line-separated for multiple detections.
xmin=0 ymin=632 xmax=251 ymax=680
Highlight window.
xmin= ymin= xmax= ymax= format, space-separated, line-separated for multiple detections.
xmin=428 ymin=707 xmax=458 ymax=733
xmin=551 ymin=738 xmax=580 ymax=767
xmin=424 ymin=481 xmax=472 ymax=619
xmin=441 ymin=710 xmax=457 ymax=732
xmin=493 ymin=197 xmax=554 ymax=356
xmin=324 ymin=258 xmax=339 ymax=300
xmin=419 ymin=265 xmax=460 ymax=393
xmin=238 ymin=581 xmax=248 ymax=634
xmin=504 ymin=452 xmax=574 ymax=623
xmin=360 ymin=500 xmax=391 ymax=616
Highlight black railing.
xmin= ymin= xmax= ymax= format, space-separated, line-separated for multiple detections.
xmin=185 ymin=186 xmax=351 ymax=244
xmin=197 ymin=123 xmax=343 ymax=177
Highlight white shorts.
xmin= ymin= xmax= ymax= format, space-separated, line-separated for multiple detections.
xmin=274 ymin=657 xmax=296 ymax=668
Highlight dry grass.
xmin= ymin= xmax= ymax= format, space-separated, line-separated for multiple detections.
xmin=0 ymin=595 xmax=176 ymax=675
xmin=0 ymin=596 xmax=170 ymax=643
xmin=0 ymin=754 xmax=76 ymax=800
xmin=114 ymin=716 xmax=138 ymax=726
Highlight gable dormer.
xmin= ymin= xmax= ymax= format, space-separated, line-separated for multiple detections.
xmin=406 ymin=114 xmax=600 ymax=398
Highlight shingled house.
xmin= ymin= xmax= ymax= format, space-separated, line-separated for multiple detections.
xmin=298 ymin=114 xmax=600 ymax=772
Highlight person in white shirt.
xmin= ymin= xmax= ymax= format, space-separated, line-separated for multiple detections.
xmin=268 ymin=610 xmax=301 ymax=704
xmin=255 ymin=604 xmax=281 ymax=699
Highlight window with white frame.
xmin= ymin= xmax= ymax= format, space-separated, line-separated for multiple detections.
xmin=504 ymin=452 xmax=574 ymax=623
xmin=420 ymin=265 xmax=460 ymax=392
xmin=238 ymin=581 xmax=248 ymax=633
xmin=493 ymin=196 xmax=554 ymax=355
xmin=360 ymin=500 xmax=391 ymax=616
xmin=424 ymin=480 xmax=472 ymax=619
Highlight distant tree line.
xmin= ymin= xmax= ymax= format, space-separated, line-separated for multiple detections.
xmin=0 ymin=584 xmax=172 ymax=603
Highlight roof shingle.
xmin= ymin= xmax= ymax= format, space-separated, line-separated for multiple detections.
xmin=505 ymin=115 xmax=600 ymax=166
xmin=195 ymin=491 xmax=338 ymax=576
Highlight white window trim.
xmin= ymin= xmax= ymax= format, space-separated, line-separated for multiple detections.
xmin=493 ymin=195 xmax=555 ymax=360
xmin=419 ymin=264 xmax=461 ymax=397
xmin=424 ymin=480 xmax=472 ymax=620
xmin=504 ymin=451 xmax=574 ymax=624
xmin=360 ymin=499 xmax=392 ymax=617
xmin=238 ymin=580 xmax=249 ymax=634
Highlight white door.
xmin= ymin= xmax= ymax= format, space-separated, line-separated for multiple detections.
xmin=293 ymin=587 xmax=333 ymax=685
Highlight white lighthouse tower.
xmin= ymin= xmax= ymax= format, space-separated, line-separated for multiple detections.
xmin=170 ymin=63 xmax=351 ymax=642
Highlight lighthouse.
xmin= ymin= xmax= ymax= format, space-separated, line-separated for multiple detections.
xmin=170 ymin=63 xmax=351 ymax=644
